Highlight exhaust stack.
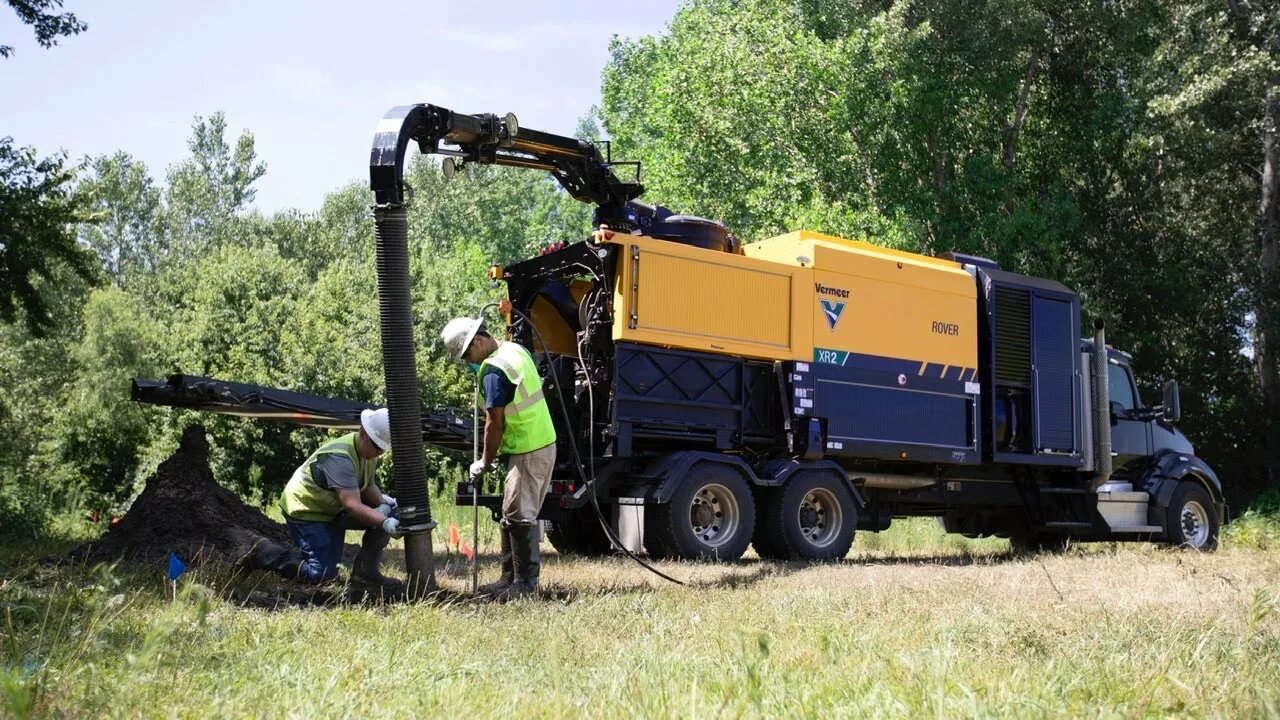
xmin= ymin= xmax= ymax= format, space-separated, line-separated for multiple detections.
xmin=1091 ymin=320 xmax=1113 ymax=488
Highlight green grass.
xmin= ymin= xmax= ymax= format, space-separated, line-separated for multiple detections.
xmin=3 ymin=516 xmax=1279 ymax=719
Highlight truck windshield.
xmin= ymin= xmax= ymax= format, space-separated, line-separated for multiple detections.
xmin=1108 ymin=363 xmax=1137 ymax=410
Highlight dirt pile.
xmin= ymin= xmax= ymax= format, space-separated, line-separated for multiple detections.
xmin=75 ymin=425 xmax=290 ymax=567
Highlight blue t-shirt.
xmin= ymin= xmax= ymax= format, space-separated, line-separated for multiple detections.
xmin=481 ymin=367 xmax=516 ymax=409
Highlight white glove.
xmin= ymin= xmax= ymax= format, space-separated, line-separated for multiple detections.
xmin=381 ymin=494 xmax=397 ymax=510
xmin=469 ymin=459 xmax=489 ymax=479
xmin=373 ymin=503 xmax=393 ymax=517
xmin=382 ymin=517 xmax=402 ymax=537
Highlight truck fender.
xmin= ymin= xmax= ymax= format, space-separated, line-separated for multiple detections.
xmin=645 ymin=451 xmax=758 ymax=505
xmin=760 ymin=458 xmax=867 ymax=508
xmin=1139 ymin=451 xmax=1226 ymax=523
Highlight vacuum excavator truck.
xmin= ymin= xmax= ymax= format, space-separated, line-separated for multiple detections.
xmin=496 ymin=225 xmax=1225 ymax=560
xmin=133 ymin=102 xmax=1227 ymax=562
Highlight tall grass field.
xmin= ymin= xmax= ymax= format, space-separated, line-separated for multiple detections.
xmin=3 ymin=514 xmax=1278 ymax=718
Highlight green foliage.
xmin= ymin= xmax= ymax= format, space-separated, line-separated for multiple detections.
xmin=76 ymin=152 xmax=162 ymax=285
xmin=163 ymin=112 xmax=267 ymax=257
xmin=0 ymin=137 xmax=97 ymax=336
xmin=1 ymin=0 xmax=86 ymax=58
xmin=1223 ymin=487 xmax=1280 ymax=550
xmin=32 ymin=288 xmax=161 ymax=504
xmin=0 ymin=481 xmax=47 ymax=540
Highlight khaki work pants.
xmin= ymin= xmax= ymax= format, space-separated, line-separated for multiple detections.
xmin=501 ymin=442 xmax=556 ymax=527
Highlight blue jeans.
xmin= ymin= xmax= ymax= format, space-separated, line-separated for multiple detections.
xmin=285 ymin=512 xmax=390 ymax=585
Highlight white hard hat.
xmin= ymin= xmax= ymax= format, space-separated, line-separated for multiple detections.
xmin=360 ymin=408 xmax=391 ymax=452
xmin=441 ymin=316 xmax=483 ymax=360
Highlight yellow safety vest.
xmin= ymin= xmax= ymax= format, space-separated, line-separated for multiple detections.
xmin=479 ymin=341 xmax=557 ymax=455
xmin=278 ymin=433 xmax=376 ymax=522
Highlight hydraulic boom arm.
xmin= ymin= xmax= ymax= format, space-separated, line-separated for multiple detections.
xmin=370 ymin=103 xmax=645 ymax=229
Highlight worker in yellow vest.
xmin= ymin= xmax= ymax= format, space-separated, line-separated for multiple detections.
xmin=442 ymin=317 xmax=557 ymax=600
xmin=246 ymin=408 xmax=403 ymax=587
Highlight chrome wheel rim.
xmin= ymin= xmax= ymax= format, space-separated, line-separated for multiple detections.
xmin=1180 ymin=500 xmax=1210 ymax=548
xmin=798 ymin=488 xmax=842 ymax=547
xmin=689 ymin=483 xmax=739 ymax=547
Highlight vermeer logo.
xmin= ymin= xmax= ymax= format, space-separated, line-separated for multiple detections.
xmin=820 ymin=299 xmax=846 ymax=329
xmin=814 ymin=282 xmax=850 ymax=298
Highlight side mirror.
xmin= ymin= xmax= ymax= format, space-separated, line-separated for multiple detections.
xmin=1109 ymin=400 xmax=1126 ymax=423
xmin=1163 ymin=380 xmax=1181 ymax=422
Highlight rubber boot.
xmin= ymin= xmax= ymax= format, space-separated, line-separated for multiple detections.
xmin=498 ymin=524 xmax=540 ymax=601
xmin=352 ymin=532 xmax=403 ymax=591
xmin=477 ymin=527 xmax=515 ymax=596
xmin=242 ymin=540 xmax=304 ymax=580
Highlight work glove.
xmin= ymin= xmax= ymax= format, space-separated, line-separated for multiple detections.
xmin=381 ymin=494 xmax=398 ymax=511
xmin=373 ymin=503 xmax=393 ymax=517
xmin=382 ymin=517 xmax=402 ymax=537
xmin=468 ymin=459 xmax=489 ymax=479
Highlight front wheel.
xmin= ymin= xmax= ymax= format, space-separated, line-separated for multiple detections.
xmin=1165 ymin=481 xmax=1219 ymax=551
xmin=645 ymin=464 xmax=755 ymax=561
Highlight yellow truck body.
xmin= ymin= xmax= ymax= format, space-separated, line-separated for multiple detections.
xmin=607 ymin=230 xmax=977 ymax=380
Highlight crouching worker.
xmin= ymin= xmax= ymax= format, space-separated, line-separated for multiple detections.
xmin=442 ymin=316 xmax=556 ymax=600
xmin=245 ymin=408 xmax=403 ymax=587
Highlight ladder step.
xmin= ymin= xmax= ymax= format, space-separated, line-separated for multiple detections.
xmin=1105 ymin=524 xmax=1162 ymax=533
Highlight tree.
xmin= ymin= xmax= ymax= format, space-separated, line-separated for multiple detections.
xmin=0 ymin=137 xmax=95 ymax=335
xmin=163 ymin=113 xmax=266 ymax=256
xmin=2 ymin=0 xmax=85 ymax=58
xmin=1141 ymin=0 xmax=1280 ymax=495
xmin=77 ymin=152 xmax=162 ymax=286
xmin=33 ymin=287 xmax=161 ymax=502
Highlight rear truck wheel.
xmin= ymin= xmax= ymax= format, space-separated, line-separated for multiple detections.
xmin=754 ymin=472 xmax=856 ymax=561
xmin=645 ymin=464 xmax=755 ymax=561
xmin=1165 ymin=481 xmax=1219 ymax=551
xmin=546 ymin=505 xmax=614 ymax=557
xmin=750 ymin=486 xmax=785 ymax=559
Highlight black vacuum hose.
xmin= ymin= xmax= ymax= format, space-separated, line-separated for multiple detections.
xmin=373 ymin=203 xmax=437 ymax=594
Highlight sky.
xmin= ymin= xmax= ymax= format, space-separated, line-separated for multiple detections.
xmin=0 ymin=0 xmax=679 ymax=213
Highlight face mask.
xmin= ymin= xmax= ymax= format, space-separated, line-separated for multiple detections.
xmin=468 ymin=363 xmax=481 ymax=373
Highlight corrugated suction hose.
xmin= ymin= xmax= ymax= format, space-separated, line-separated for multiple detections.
xmin=373 ymin=202 xmax=437 ymax=596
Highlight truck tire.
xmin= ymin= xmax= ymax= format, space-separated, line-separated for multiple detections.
xmin=645 ymin=464 xmax=755 ymax=561
xmin=1165 ymin=481 xmax=1219 ymax=551
xmin=546 ymin=505 xmax=613 ymax=557
xmin=754 ymin=472 xmax=856 ymax=561
xmin=750 ymin=487 xmax=786 ymax=559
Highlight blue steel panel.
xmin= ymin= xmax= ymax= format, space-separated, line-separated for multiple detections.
xmin=1032 ymin=296 xmax=1077 ymax=452
xmin=814 ymin=378 xmax=970 ymax=448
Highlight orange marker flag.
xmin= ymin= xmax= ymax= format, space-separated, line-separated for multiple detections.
xmin=448 ymin=523 xmax=461 ymax=551
xmin=459 ymin=541 xmax=474 ymax=562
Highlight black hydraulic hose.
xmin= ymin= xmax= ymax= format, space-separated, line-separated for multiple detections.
xmin=373 ymin=203 xmax=437 ymax=594
xmin=504 ymin=305 xmax=684 ymax=586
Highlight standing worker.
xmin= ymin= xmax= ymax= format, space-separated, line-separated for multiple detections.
xmin=245 ymin=408 xmax=404 ymax=587
xmin=441 ymin=317 xmax=557 ymax=600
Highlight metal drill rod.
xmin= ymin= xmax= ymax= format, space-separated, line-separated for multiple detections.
xmin=472 ymin=372 xmax=481 ymax=594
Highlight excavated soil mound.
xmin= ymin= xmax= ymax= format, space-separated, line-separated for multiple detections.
xmin=74 ymin=425 xmax=290 ymax=567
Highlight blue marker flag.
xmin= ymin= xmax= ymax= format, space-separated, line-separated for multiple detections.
xmin=167 ymin=551 xmax=187 ymax=581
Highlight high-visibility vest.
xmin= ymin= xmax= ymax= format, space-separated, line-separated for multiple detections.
xmin=479 ymin=341 xmax=557 ymax=455
xmin=278 ymin=433 xmax=376 ymax=522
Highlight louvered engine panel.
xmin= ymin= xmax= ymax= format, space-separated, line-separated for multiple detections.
xmin=994 ymin=287 xmax=1031 ymax=387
